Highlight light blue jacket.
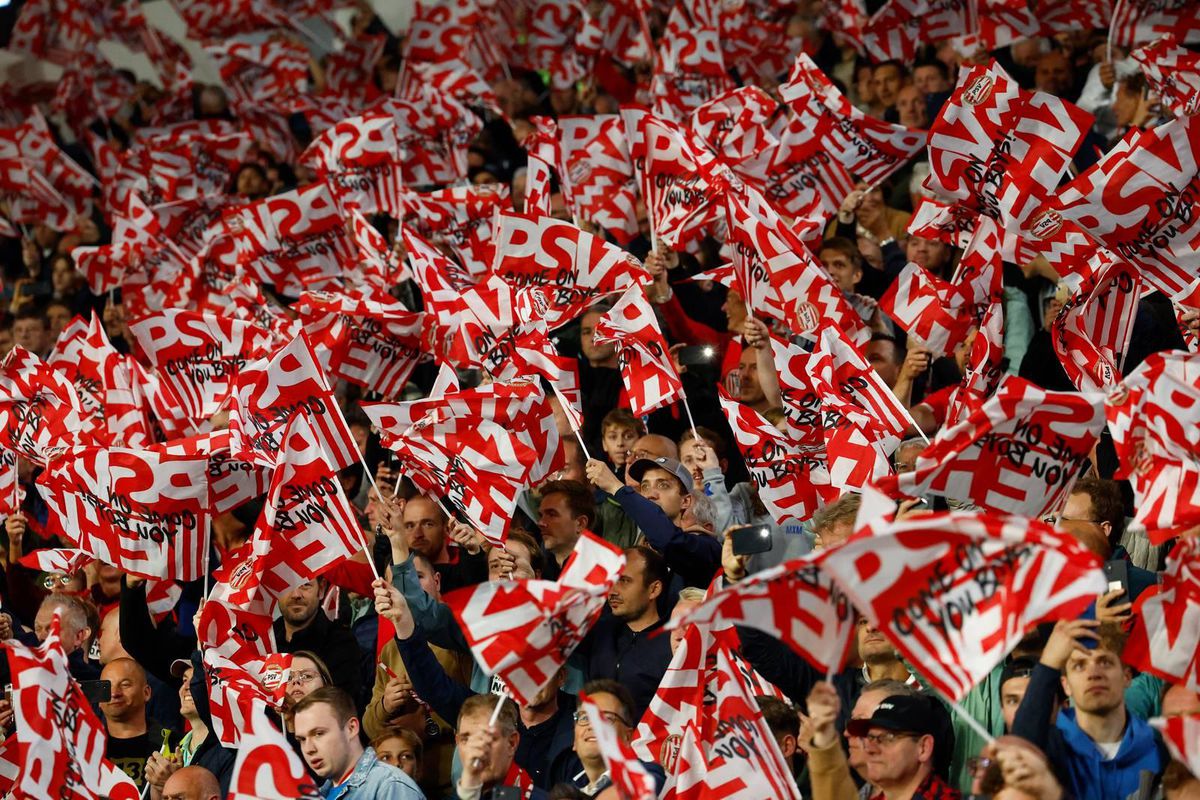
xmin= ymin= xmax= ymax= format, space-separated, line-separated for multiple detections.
xmin=319 ymin=747 xmax=426 ymax=800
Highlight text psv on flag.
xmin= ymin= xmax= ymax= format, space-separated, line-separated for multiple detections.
xmin=880 ymin=375 xmax=1106 ymax=519
xmin=821 ymin=511 xmax=1107 ymax=701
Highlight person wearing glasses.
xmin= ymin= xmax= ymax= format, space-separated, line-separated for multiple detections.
xmin=284 ymin=651 xmax=334 ymax=722
xmin=843 ymin=695 xmax=961 ymax=800
xmin=547 ymin=679 xmax=665 ymax=797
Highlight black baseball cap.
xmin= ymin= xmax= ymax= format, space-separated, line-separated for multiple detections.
xmin=846 ymin=694 xmax=939 ymax=738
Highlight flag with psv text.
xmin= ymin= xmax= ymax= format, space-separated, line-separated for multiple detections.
xmin=719 ymin=392 xmax=835 ymax=527
xmin=579 ymin=693 xmax=658 ymax=800
xmin=0 ymin=346 xmax=84 ymax=465
xmin=489 ymin=211 xmax=649 ymax=329
xmin=881 ymin=376 xmax=1105 ymax=518
xmin=880 ymin=263 xmax=976 ymax=356
xmin=629 ymin=112 xmax=725 ymax=250
xmin=1034 ymin=115 xmax=1200 ymax=305
xmin=1126 ymin=537 xmax=1200 ymax=690
xmin=227 ymin=695 xmax=320 ymax=800
xmin=822 ymin=511 xmax=1107 ymax=700
xmin=293 ymin=289 xmax=426 ymax=401
xmin=1131 ymin=37 xmax=1200 ymax=118
xmin=445 ymin=532 xmax=624 ymax=705
xmin=926 ymin=60 xmax=1093 ymax=234
xmin=198 ymin=573 xmax=278 ymax=684
xmin=248 ymin=411 xmax=367 ymax=599
xmin=1051 ymin=250 xmax=1141 ymax=394
xmin=37 ymin=443 xmax=209 ymax=581
xmin=593 ymin=286 xmax=684 ymax=418
xmin=299 ymin=113 xmax=405 ymax=216
xmin=202 ymin=649 xmax=292 ymax=748
xmin=556 ymin=115 xmax=641 ymax=244
xmin=228 ymin=333 xmax=360 ymax=471
xmin=670 ymin=551 xmax=855 ymax=676
xmin=128 ymin=309 xmax=271 ymax=423
xmin=1106 ymin=351 xmax=1200 ymax=542
xmin=5 ymin=614 xmax=140 ymax=800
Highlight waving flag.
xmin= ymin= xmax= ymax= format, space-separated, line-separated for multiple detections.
xmin=880 ymin=263 xmax=974 ymax=356
xmin=18 ymin=549 xmax=93 ymax=575
xmin=557 ymin=115 xmax=641 ymax=244
xmin=129 ymin=310 xmax=270 ymax=423
xmin=446 ymin=532 xmax=624 ymax=705
xmin=945 ymin=300 xmax=1007 ymax=428
xmin=769 ymin=336 xmax=827 ymax=451
xmin=6 ymin=614 xmax=140 ymax=800
xmin=1107 ymin=351 xmax=1200 ymax=541
xmin=228 ymin=334 xmax=359 ymax=471
xmin=927 ymin=60 xmax=1092 ymax=233
xmin=38 ymin=444 xmax=209 ymax=580
xmin=1037 ymin=115 xmax=1200 ymax=304
xmin=630 ymin=113 xmax=725 ymax=250
xmin=490 ymin=212 xmax=649 ymax=328
xmin=1110 ymin=0 xmax=1200 ymax=49
xmin=580 ymin=692 xmax=658 ymax=800
xmin=720 ymin=392 xmax=834 ymax=526
xmin=651 ymin=5 xmax=733 ymax=121
xmin=633 ymin=625 xmax=707 ymax=768
xmin=593 ymin=286 xmax=684 ymax=417
xmin=882 ymin=376 xmax=1105 ymax=517
xmin=403 ymin=185 xmax=511 ymax=277
xmin=671 ymin=552 xmax=854 ymax=676
xmin=823 ymin=510 xmax=1107 ymax=700
xmin=1152 ymin=713 xmax=1200 ymax=776
xmin=0 ymin=346 xmax=84 ymax=465
xmin=1126 ymin=538 xmax=1200 ymax=690
xmin=1051 ymin=250 xmax=1141 ymax=393
xmin=779 ymin=54 xmax=927 ymax=188
xmin=199 ymin=568 xmax=278 ymax=672
xmin=299 ymin=113 xmax=405 ymax=216
xmin=1132 ymin=37 xmax=1200 ymax=118
xmin=228 ymin=698 xmax=318 ymax=800
xmin=294 ymin=290 xmax=425 ymax=400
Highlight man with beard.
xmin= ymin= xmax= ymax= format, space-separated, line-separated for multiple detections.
xmin=274 ymin=577 xmax=363 ymax=702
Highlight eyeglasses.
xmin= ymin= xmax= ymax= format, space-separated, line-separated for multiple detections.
xmin=41 ymin=574 xmax=76 ymax=590
xmin=573 ymin=710 xmax=631 ymax=728
xmin=967 ymin=757 xmax=994 ymax=776
xmin=861 ymin=732 xmax=919 ymax=747
xmin=289 ymin=671 xmax=321 ymax=686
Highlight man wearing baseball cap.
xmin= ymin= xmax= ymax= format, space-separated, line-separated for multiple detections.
xmin=844 ymin=695 xmax=962 ymax=800
xmin=585 ymin=455 xmax=721 ymax=589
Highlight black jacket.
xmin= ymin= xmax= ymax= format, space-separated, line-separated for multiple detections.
xmin=273 ymin=612 xmax=363 ymax=701
xmin=576 ymin=614 xmax=673 ymax=721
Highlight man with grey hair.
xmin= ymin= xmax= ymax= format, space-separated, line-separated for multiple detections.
xmin=35 ymin=593 xmax=99 ymax=681
xmin=585 ymin=455 xmax=720 ymax=589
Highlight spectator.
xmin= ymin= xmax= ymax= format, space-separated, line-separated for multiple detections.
xmin=536 ymin=480 xmax=593 ymax=580
xmin=159 ymin=765 xmax=222 ymax=800
xmin=101 ymin=657 xmax=180 ymax=788
xmin=872 ymin=61 xmax=909 ymax=113
xmin=274 ymin=578 xmax=364 ymax=702
xmin=453 ymin=694 xmax=550 ymax=799
xmin=1013 ymin=620 xmax=1165 ymax=800
xmin=402 ymin=496 xmax=488 ymax=592
xmin=145 ymin=660 xmax=235 ymax=800
xmin=294 ymin=686 xmax=425 ymax=798
xmin=599 ymin=409 xmax=643 ymax=473
xmin=35 ymin=593 xmax=99 ymax=680
xmin=373 ymin=729 xmax=424 ymax=783
xmin=811 ymin=495 xmax=862 ymax=550
xmin=844 ymin=694 xmax=961 ymax=800
xmin=1034 ymin=50 xmax=1076 ymax=99
xmin=759 ymin=695 xmax=802 ymax=777
xmin=999 ymin=657 xmax=1035 ymax=732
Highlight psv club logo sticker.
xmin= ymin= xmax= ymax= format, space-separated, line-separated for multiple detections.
xmin=1028 ymin=209 xmax=1065 ymax=240
xmin=793 ymin=302 xmax=820 ymax=334
xmin=962 ymin=74 xmax=995 ymax=106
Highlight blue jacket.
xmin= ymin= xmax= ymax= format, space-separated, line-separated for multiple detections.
xmin=319 ymin=747 xmax=426 ymax=799
xmin=1012 ymin=664 xmax=1165 ymax=800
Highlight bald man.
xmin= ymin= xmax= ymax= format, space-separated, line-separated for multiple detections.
xmin=161 ymin=766 xmax=220 ymax=800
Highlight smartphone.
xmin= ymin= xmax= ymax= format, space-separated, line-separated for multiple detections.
xmin=80 ymin=680 xmax=112 ymax=704
xmin=372 ymin=529 xmax=394 ymax=576
xmin=677 ymin=344 xmax=718 ymax=367
xmin=1103 ymin=559 xmax=1130 ymax=597
xmin=730 ymin=524 xmax=773 ymax=556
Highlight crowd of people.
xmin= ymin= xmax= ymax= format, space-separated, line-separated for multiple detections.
xmin=0 ymin=0 xmax=1197 ymax=799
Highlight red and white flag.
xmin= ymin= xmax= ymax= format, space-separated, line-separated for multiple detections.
xmin=299 ymin=113 xmax=405 ymax=216
xmin=1036 ymin=115 xmax=1200 ymax=305
xmin=1051 ymin=250 xmax=1141 ymax=394
xmin=227 ymin=694 xmax=318 ymax=800
xmin=1106 ymin=351 xmax=1200 ymax=541
xmin=18 ymin=548 xmax=93 ymax=575
xmin=880 ymin=263 xmax=974 ymax=356
xmin=593 ymin=286 xmax=684 ymax=417
xmin=490 ymin=212 xmax=649 ymax=328
xmin=927 ymin=60 xmax=1092 ymax=233
xmin=129 ymin=309 xmax=271 ymax=423
xmin=228 ymin=333 xmax=360 ymax=471
xmin=38 ymin=444 xmax=209 ymax=581
xmin=719 ymin=392 xmax=834 ymax=527
xmin=670 ymin=552 xmax=855 ymax=676
xmin=1110 ymin=0 xmax=1200 ymax=50
xmin=0 ymin=346 xmax=84 ymax=465
xmin=580 ymin=692 xmax=658 ymax=800
xmin=1151 ymin=713 xmax=1200 ymax=777
xmin=403 ymin=185 xmax=511 ymax=278
xmin=294 ymin=289 xmax=425 ymax=400
xmin=945 ymin=300 xmax=1007 ymax=428
xmin=556 ymin=115 xmax=641 ymax=244
xmin=198 ymin=575 xmax=278 ymax=680
xmin=881 ymin=376 xmax=1105 ymax=518
xmin=630 ymin=113 xmax=725 ymax=250
xmin=1126 ymin=537 xmax=1199 ymax=690
xmin=1132 ymin=36 xmax=1200 ymax=118
xmin=445 ymin=532 xmax=624 ymax=705
xmin=823 ymin=510 xmax=1107 ymax=700
xmin=5 ymin=614 xmax=140 ymax=800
